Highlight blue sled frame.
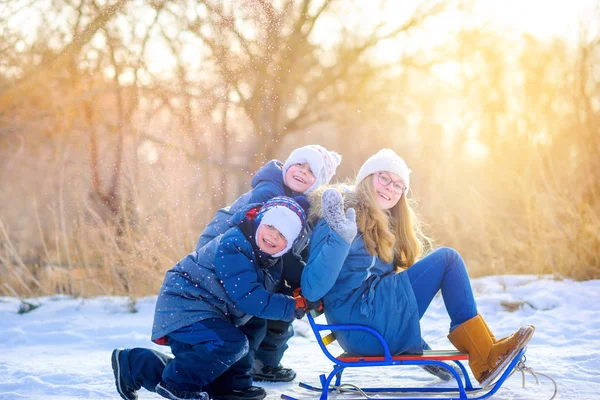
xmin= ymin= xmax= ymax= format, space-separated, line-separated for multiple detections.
xmin=281 ymin=312 xmax=526 ymax=400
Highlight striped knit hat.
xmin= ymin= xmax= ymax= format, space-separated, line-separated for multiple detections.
xmin=256 ymin=196 xmax=307 ymax=257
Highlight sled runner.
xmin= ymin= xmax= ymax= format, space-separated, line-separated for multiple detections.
xmin=281 ymin=310 xmax=527 ymax=400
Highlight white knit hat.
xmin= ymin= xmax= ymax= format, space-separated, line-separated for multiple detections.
xmin=255 ymin=196 xmax=307 ymax=257
xmin=354 ymin=149 xmax=411 ymax=195
xmin=282 ymin=145 xmax=342 ymax=193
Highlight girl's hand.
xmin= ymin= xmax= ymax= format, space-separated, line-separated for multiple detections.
xmin=322 ymin=188 xmax=357 ymax=244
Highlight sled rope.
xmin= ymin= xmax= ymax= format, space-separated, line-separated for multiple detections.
xmin=509 ymin=355 xmax=558 ymax=400
xmin=324 ymin=356 xmax=557 ymax=400
xmin=330 ymin=383 xmax=372 ymax=398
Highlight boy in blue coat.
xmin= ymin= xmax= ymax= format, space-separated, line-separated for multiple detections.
xmin=111 ymin=197 xmax=321 ymax=400
xmin=197 ymin=144 xmax=341 ymax=249
xmin=196 ymin=145 xmax=341 ymax=382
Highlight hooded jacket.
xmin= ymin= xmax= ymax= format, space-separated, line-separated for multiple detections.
xmin=152 ymin=204 xmax=296 ymax=342
xmin=301 ymin=186 xmax=422 ymax=356
xmin=196 ymin=160 xmax=301 ymax=250
xmin=195 ymin=160 xmax=309 ymax=288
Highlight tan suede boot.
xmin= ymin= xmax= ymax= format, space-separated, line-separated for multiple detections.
xmin=480 ymin=313 xmax=499 ymax=342
xmin=448 ymin=314 xmax=535 ymax=387
xmin=480 ymin=313 xmax=535 ymax=344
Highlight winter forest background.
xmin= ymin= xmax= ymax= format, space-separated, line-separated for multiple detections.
xmin=1 ymin=0 xmax=600 ymax=300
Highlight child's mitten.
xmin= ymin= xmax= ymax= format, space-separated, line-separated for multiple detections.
xmin=322 ymin=188 xmax=357 ymax=244
xmin=293 ymin=288 xmax=323 ymax=319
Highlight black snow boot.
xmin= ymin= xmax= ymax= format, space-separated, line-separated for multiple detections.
xmin=111 ymin=349 xmax=138 ymax=400
xmin=253 ymin=360 xmax=296 ymax=382
xmin=211 ymin=386 xmax=267 ymax=400
xmin=155 ymin=381 xmax=209 ymax=400
xmin=420 ymin=363 xmax=462 ymax=381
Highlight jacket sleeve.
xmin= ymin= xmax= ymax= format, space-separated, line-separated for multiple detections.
xmin=248 ymin=182 xmax=282 ymax=204
xmin=215 ymin=238 xmax=295 ymax=321
xmin=301 ymin=219 xmax=351 ymax=302
xmin=195 ymin=208 xmax=232 ymax=251
xmin=281 ymin=251 xmax=305 ymax=290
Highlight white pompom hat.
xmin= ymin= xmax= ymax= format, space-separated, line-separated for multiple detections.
xmin=255 ymin=196 xmax=307 ymax=257
xmin=354 ymin=149 xmax=411 ymax=195
xmin=282 ymin=145 xmax=342 ymax=193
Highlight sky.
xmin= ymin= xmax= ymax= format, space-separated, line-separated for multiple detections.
xmin=6 ymin=0 xmax=599 ymax=76
xmin=473 ymin=0 xmax=598 ymax=41
xmin=1 ymin=275 xmax=599 ymax=399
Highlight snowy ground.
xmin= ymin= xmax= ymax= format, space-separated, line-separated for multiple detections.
xmin=1 ymin=275 xmax=599 ymax=400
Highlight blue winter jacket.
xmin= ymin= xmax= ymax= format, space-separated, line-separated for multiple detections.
xmin=152 ymin=205 xmax=296 ymax=342
xmin=302 ymin=219 xmax=423 ymax=356
xmin=195 ymin=159 xmax=309 ymax=288
xmin=196 ymin=160 xmax=300 ymax=250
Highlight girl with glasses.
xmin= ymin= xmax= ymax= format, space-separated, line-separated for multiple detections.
xmin=301 ymin=148 xmax=535 ymax=387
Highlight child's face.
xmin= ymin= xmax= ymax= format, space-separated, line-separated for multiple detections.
xmin=371 ymin=171 xmax=404 ymax=210
xmin=256 ymin=224 xmax=288 ymax=255
xmin=285 ymin=162 xmax=316 ymax=193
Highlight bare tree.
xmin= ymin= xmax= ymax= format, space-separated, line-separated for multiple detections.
xmin=163 ymin=0 xmax=453 ymax=170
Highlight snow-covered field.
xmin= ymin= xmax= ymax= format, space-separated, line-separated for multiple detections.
xmin=1 ymin=275 xmax=599 ymax=400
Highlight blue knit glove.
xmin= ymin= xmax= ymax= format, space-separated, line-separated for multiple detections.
xmin=322 ymin=188 xmax=357 ymax=244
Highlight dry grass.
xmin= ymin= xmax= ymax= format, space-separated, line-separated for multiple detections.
xmin=0 ymin=203 xmax=204 ymax=298
xmin=1 ymin=0 xmax=598 ymax=300
xmin=417 ymin=152 xmax=600 ymax=280
xmin=0 ymin=146 xmax=215 ymax=298
xmin=1 ymin=145 xmax=598 ymax=299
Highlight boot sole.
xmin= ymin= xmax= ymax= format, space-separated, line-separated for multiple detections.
xmin=420 ymin=363 xmax=462 ymax=382
xmin=253 ymin=373 xmax=296 ymax=382
xmin=212 ymin=390 xmax=267 ymax=400
xmin=111 ymin=349 xmax=137 ymax=400
xmin=480 ymin=326 xmax=535 ymax=388
xmin=155 ymin=382 xmax=209 ymax=400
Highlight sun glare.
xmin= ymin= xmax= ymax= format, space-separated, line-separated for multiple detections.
xmin=464 ymin=138 xmax=489 ymax=160
xmin=364 ymin=0 xmax=598 ymax=67
xmin=474 ymin=0 xmax=598 ymax=41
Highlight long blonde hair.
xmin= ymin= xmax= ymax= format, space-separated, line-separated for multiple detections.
xmin=354 ymin=177 xmax=432 ymax=269
xmin=307 ymin=178 xmax=432 ymax=269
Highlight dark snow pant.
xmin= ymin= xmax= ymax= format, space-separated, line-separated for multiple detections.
xmin=207 ymin=317 xmax=267 ymax=391
xmin=253 ymin=251 xmax=303 ymax=369
xmin=121 ymin=318 xmax=257 ymax=393
xmin=118 ymin=347 xmax=172 ymax=393
xmin=406 ymin=247 xmax=478 ymax=333
xmin=253 ymin=318 xmax=294 ymax=368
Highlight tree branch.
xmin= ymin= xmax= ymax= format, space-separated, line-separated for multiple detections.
xmin=0 ymin=0 xmax=128 ymax=106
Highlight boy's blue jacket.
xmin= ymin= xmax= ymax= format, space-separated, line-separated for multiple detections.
xmin=302 ymin=219 xmax=423 ymax=356
xmin=152 ymin=204 xmax=296 ymax=342
xmin=196 ymin=160 xmax=299 ymax=250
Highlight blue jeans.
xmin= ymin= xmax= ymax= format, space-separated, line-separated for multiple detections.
xmin=406 ymin=247 xmax=478 ymax=332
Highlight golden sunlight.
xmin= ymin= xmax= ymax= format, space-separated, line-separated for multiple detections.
xmin=365 ymin=0 xmax=597 ymax=71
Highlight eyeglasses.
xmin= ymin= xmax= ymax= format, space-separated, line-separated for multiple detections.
xmin=377 ymin=173 xmax=406 ymax=195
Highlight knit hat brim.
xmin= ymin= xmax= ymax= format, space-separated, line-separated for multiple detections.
xmin=256 ymin=206 xmax=302 ymax=257
xmin=354 ymin=148 xmax=411 ymax=195
xmin=283 ymin=145 xmax=342 ymax=193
